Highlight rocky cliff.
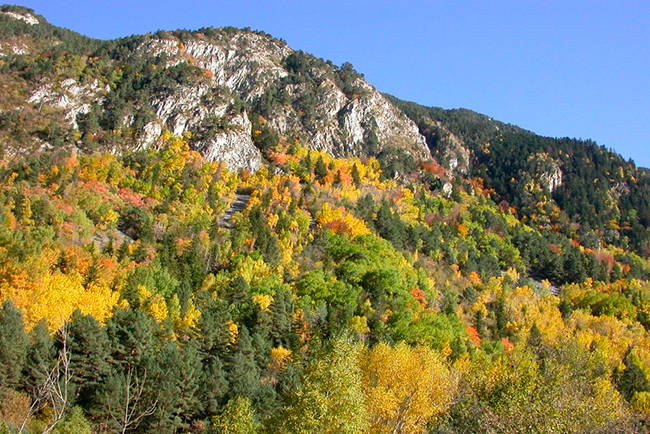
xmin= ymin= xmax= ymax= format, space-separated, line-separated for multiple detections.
xmin=0 ymin=7 xmax=430 ymax=171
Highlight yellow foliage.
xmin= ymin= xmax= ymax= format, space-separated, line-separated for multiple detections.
xmin=148 ymin=293 xmax=168 ymax=324
xmin=269 ymin=346 xmax=292 ymax=372
xmin=252 ymin=294 xmax=273 ymax=312
xmin=316 ymin=203 xmax=371 ymax=239
xmin=277 ymin=237 xmax=294 ymax=268
xmin=231 ymin=256 xmax=272 ymax=287
xmin=349 ymin=316 xmax=370 ymax=335
xmin=506 ymin=286 xmax=564 ymax=344
xmin=362 ymin=342 xmax=457 ymax=434
xmin=175 ymin=297 xmax=200 ymax=334
xmin=267 ymin=213 xmax=279 ymax=230
xmin=4 ymin=271 xmax=119 ymax=331
xmin=228 ymin=320 xmax=238 ymax=344
xmin=632 ymin=391 xmax=650 ymax=415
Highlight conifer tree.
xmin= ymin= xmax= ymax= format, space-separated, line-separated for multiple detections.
xmin=314 ymin=156 xmax=327 ymax=180
xmin=351 ymin=164 xmax=361 ymax=188
xmin=270 ymin=289 xmax=293 ymax=348
xmin=196 ymin=298 xmax=231 ymax=417
xmin=23 ymin=320 xmax=56 ymax=396
xmin=67 ymin=310 xmax=111 ymax=408
xmin=227 ymin=326 xmax=260 ymax=401
xmin=0 ymin=300 xmax=29 ymax=393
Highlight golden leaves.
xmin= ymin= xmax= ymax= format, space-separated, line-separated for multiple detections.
xmin=362 ymin=342 xmax=457 ymax=434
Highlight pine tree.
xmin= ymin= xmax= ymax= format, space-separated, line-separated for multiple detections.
xmin=227 ymin=326 xmax=260 ymax=401
xmin=199 ymin=354 xmax=229 ymax=418
xmin=23 ymin=320 xmax=56 ymax=396
xmin=152 ymin=341 xmax=202 ymax=433
xmin=0 ymin=300 xmax=29 ymax=393
xmin=270 ymin=289 xmax=293 ymax=348
xmin=314 ymin=156 xmax=327 ymax=180
xmin=196 ymin=297 xmax=232 ymax=417
xmin=67 ymin=310 xmax=111 ymax=408
xmin=106 ymin=309 xmax=157 ymax=368
xmin=351 ymin=164 xmax=361 ymax=188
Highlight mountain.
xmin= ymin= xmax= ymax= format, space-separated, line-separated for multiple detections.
xmin=3 ymin=5 xmax=650 ymax=434
xmin=0 ymin=5 xmax=428 ymax=174
xmin=387 ymin=96 xmax=650 ymax=257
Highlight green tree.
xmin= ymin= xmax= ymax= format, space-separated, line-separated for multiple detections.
xmin=67 ymin=311 xmax=111 ymax=409
xmin=227 ymin=326 xmax=260 ymax=401
xmin=0 ymin=301 xmax=29 ymax=393
xmin=314 ymin=156 xmax=328 ymax=180
xmin=212 ymin=397 xmax=259 ymax=434
xmin=276 ymin=338 xmax=368 ymax=434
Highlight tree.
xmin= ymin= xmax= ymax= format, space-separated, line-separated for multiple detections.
xmin=351 ymin=164 xmax=361 ymax=188
xmin=362 ymin=342 xmax=456 ymax=434
xmin=23 ymin=321 xmax=56 ymax=399
xmin=0 ymin=300 xmax=29 ymax=393
xmin=270 ymin=289 xmax=293 ymax=348
xmin=197 ymin=298 xmax=231 ymax=418
xmin=101 ymin=366 xmax=157 ymax=434
xmin=314 ymin=156 xmax=328 ymax=180
xmin=67 ymin=311 xmax=111 ymax=409
xmin=20 ymin=327 xmax=72 ymax=434
xmin=151 ymin=342 xmax=201 ymax=433
xmin=227 ymin=326 xmax=260 ymax=401
xmin=212 ymin=397 xmax=258 ymax=434
xmin=277 ymin=338 xmax=368 ymax=434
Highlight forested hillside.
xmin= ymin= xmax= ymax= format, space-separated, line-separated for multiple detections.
xmin=1 ymin=135 xmax=650 ymax=433
xmin=1 ymin=4 xmax=650 ymax=434
xmin=388 ymin=96 xmax=650 ymax=258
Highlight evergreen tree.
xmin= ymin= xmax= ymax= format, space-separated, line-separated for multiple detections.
xmin=106 ymin=309 xmax=157 ymax=368
xmin=564 ymin=246 xmax=587 ymax=283
xmin=227 ymin=326 xmax=260 ymax=401
xmin=618 ymin=356 xmax=650 ymax=401
xmin=67 ymin=310 xmax=111 ymax=408
xmin=23 ymin=320 xmax=56 ymax=397
xmin=351 ymin=164 xmax=361 ymax=188
xmin=270 ymin=289 xmax=293 ymax=348
xmin=197 ymin=298 xmax=231 ymax=417
xmin=199 ymin=354 xmax=228 ymax=418
xmin=152 ymin=341 xmax=202 ymax=433
xmin=314 ymin=156 xmax=327 ymax=180
xmin=0 ymin=300 xmax=29 ymax=393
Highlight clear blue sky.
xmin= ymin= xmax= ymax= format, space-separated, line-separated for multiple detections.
xmin=16 ymin=0 xmax=650 ymax=168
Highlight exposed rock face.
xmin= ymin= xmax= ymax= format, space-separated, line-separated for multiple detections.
xmin=433 ymin=123 xmax=471 ymax=176
xmin=266 ymin=77 xmax=429 ymax=160
xmin=195 ymin=111 xmax=261 ymax=172
xmin=540 ymin=163 xmax=563 ymax=192
xmin=528 ymin=153 xmax=563 ymax=192
xmin=128 ymin=33 xmax=430 ymax=166
xmin=1 ymin=10 xmax=39 ymax=25
xmin=11 ymin=25 xmax=431 ymax=171
xmin=29 ymin=79 xmax=109 ymax=129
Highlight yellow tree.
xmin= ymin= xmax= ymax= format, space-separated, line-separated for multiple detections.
xmin=362 ymin=342 xmax=457 ymax=434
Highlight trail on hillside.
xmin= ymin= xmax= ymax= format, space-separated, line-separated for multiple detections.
xmin=218 ymin=194 xmax=251 ymax=229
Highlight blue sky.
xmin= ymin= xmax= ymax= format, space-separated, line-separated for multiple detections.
xmin=17 ymin=0 xmax=650 ymax=168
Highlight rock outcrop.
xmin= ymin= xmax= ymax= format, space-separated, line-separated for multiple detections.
xmin=11 ymin=25 xmax=431 ymax=171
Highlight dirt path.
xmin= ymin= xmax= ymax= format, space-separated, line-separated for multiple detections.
xmin=218 ymin=194 xmax=251 ymax=229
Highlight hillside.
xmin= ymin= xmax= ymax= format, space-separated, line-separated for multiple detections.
xmin=0 ymin=5 xmax=428 ymax=173
xmin=1 ymin=5 xmax=650 ymax=434
xmin=387 ymin=95 xmax=650 ymax=258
